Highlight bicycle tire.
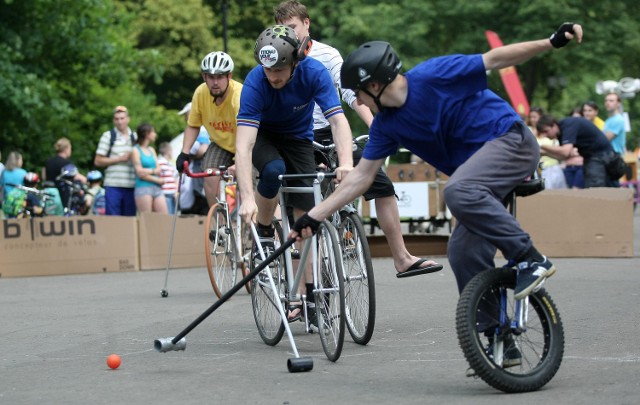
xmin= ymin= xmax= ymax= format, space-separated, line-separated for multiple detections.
xmin=316 ymin=221 xmax=346 ymax=362
xmin=456 ymin=267 xmax=564 ymax=393
xmin=339 ymin=212 xmax=376 ymax=345
xmin=205 ymin=203 xmax=239 ymax=299
xmin=250 ymin=219 xmax=286 ymax=346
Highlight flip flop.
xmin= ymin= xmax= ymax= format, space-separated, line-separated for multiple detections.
xmin=287 ymin=304 xmax=303 ymax=322
xmin=396 ymin=258 xmax=443 ymax=278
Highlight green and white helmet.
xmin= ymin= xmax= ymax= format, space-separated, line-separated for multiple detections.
xmin=254 ymin=25 xmax=300 ymax=68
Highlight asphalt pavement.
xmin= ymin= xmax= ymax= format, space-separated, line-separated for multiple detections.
xmin=1 ymin=209 xmax=639 ymax=405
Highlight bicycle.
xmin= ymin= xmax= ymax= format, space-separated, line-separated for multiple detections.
xmin=183 ymin=164 xmax=251 ymax=299
xmin=455 ymin=172 xmax=565 ymax=393
xmin=250 ymin=171 xmax=346 ymax=362
xmin=4 ymin=183 xmax=57 ymax=218
xmin=312 ymin=135 xmax=376 ymax=345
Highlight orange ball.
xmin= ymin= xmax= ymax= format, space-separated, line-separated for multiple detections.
xmin=106 ymin=354 xmax=121 ymax=369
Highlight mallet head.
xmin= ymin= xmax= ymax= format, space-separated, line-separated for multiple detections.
xmin=154 ymin=337 xmax=187 ymax=352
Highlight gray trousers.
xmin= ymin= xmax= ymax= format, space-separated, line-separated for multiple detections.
xmin=444 ymin=122 xmax=540 ymax=294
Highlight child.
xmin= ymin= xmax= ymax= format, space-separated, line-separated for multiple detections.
xmin=84 ymin=170 xmax=106 ymax=215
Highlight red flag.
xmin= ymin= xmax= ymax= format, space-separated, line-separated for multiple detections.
xmin=485 ymin=30 xmax=530 ymax=117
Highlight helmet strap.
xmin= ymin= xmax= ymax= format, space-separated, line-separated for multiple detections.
xmin=362 ymin=83 xmax=390 ymax=112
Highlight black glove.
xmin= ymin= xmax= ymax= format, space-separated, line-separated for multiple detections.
xmin=292 ymin=213 xmax=322 ymax=235
xmin=549 ymin=23 xmax=575 ymax=48
xmin=176 ymin=152 xmax=191 ymax=173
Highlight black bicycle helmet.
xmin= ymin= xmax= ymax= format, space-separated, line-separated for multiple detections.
xmin=254 ymin=25 xmax=300 ymax=68
xmin=341 ymin=41 xmax=402 ymax=90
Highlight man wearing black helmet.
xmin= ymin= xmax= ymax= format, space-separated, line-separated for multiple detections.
xmin=291 ymin=23 xmax=583 ymax=301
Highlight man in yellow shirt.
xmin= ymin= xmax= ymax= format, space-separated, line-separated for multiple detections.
xmin=177 ymin=51 xmax=242 ymax=206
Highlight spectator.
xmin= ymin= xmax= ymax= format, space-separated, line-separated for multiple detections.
xmin=527 ymin=106 xmax=544 ymax=136
xmin=537 ymin=115 xmax=618 ymax=187
xmin=157 ymin=142 xmax=178 ymax=214
xmin=131 ymin=123 xmax=168 ymax=214
xmin=274 ymin=0 xmax=441 ymax=277
xmin=0 ymin=151 xmax=4 ymax=202
xmin=581 ymin=101 xmax=605 ymax=131
xmin=84 ymin=170 xmax=106 ymax=215
xmin=43 ymin=137 xmax=87 ymax=208
xmin=1 ymin=151 xmax=27 ymax=203
xmin=94 ymin=105 xmax=137 ymax=216
xmin=2 ymin=172 xmax=43 ymax=218
xmin=603 ymin=92 xmax=627 ymax=155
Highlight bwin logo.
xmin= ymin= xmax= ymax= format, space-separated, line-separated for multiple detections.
xmin=3 ymin=218 xmax=97 ymax=240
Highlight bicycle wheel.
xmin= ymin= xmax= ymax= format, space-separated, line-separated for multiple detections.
xmin=205 ymin=203 xmax=239 ymax=299
xmin=250 ymin=219 xmax=286 ymax=346
xmin=339 ymin=211 xmax=376 ymax=345
xmin=456 ymin=267 xmax=564 ymax=393
xmin=315 ymin=221 xmax=346 ymax=362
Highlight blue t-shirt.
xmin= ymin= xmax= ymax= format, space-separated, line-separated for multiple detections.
xmin=604 ymin=113 xmax=626 ymax=154
xmin=237 ymin=58 xmax=343 ymax=140
xmin=1 ymin=168 xmax=27 ymax=196
xmin=362 ymin=54 xmax=520 ymax=176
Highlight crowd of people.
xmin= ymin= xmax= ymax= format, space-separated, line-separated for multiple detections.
xmin=526 ymin=94 xmax=633 ymax=190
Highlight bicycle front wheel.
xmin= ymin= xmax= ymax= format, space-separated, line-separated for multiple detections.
xmin=456 ymin=268 xmax=564 ymax=393
xmin=250 ymin=219 xmax=286 ymax=346
xmin=339 ymin=212 xmax=375 ymax=345
xmin=315 ymin=221 xmax=346 ymax=362
xmin=205 ymin=203 xmax=238 ymax=299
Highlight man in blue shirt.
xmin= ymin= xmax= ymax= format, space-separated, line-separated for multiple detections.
xmin=603 ymin=92 xmax=627 ymax=155
xmin=235 ymin=25 xmax=354 ymax=325
xmin=291 ymin=23 xmax=584 ymax=302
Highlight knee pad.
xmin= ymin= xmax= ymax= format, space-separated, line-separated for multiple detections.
xmin=257 ymin=159 xmax=286 ymax=199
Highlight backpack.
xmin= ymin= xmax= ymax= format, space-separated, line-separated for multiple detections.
xmin=42 ymin=186 xmax=65 ymax=216
xmin=106 ymin=128 xmax=137 ymax=157
xmin=90 ymin=187 xmax=106 ymax=215
xmin=2 ymin=188 xmax=27 ymax=218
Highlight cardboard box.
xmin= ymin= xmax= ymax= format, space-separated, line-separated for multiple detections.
xmin=0 ymin=215 xmax=139 ymax=277
xmin=386 ymin=163 xmax=449 ymax=182
xmin=517 ymin=188 xmax=634 ymax=257
xmin=138 ymin=212 xmax=207 ymax=270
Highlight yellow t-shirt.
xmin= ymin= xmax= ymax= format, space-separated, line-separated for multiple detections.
xmin=188 ymin=79 xmax=243 ymax=154
xmin=592 ymin=116 xmax=605 ymax=131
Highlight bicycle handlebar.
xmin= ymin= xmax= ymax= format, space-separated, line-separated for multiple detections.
xmin=278 ymin=172 xmax=337 ymax=181
xmin=7 ymin=183 xmax=55 ymax=197
xmin=312 ymin=134 xmax=369 ymax=151
xmin=182 ymin=161 xmax=233 ymax=180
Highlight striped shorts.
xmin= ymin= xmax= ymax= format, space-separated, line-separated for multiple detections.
xmin=202 ymin=142 xmax=234 ymax=170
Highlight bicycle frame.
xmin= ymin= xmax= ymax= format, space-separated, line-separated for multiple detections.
xmin=183 ymin=163 xmax=244 ymax=266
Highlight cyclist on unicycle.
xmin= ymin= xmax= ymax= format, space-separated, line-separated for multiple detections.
xmin=291 ymin=24 xmax=583 ymax=381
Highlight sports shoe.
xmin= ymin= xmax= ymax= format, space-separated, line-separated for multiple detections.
xmin=514 ymin=256 xmax=556 ymax=300
xmin=252 ymin=237 xmax=275 ymax=267
xmin=486 ymin=334 xmax=522 ymax=368
xmin=306 ymin=303 xmax=319 ymax=333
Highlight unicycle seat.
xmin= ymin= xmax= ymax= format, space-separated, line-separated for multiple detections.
xmin=513 ymin=177 xmax=545 ymax=197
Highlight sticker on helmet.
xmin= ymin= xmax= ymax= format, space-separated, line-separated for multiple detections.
xmin=259 ymin=45 xmax=279 ymax=67
xmin=358 ymin=68 xmax=370 ymax=82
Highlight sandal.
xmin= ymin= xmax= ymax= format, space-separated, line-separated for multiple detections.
xmin=287 ymin=303 xmax=303 ymax=322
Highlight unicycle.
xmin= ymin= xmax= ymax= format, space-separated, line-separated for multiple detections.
xmin=455 ymin=173 xmax=564 ymax=393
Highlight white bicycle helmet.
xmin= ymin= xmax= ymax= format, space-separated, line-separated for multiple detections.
xmin=201 ymin=51 xmax=234 ymax=74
